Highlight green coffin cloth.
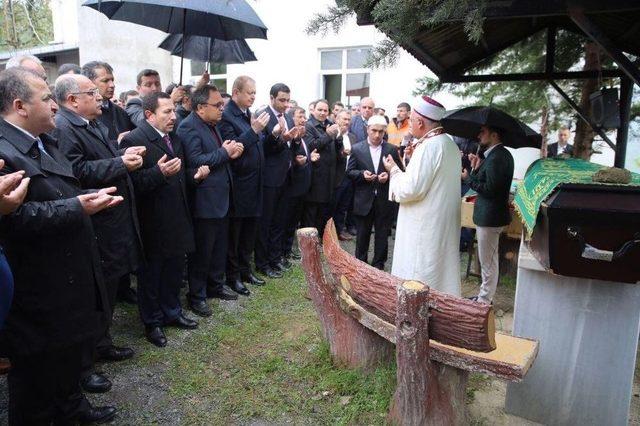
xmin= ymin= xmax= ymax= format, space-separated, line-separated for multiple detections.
xmin=514 ymin=158 xmax=640 ymax=235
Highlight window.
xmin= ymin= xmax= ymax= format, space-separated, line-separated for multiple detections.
xmin=319 ymin=47 xmax=371 ymax=107
xmin=190 ymin=62 xmax=227 ymax=92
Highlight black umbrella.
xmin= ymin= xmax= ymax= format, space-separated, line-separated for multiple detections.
xmin=159 ymin=34 xmax=257 ymax=65
xmin=441 ymin=106 xmax=542 ymax=149
xmin=83 ymin=0 xmax=267 ymax=83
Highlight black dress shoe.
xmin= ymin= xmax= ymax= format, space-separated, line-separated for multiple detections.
xmin=347 ymin=227 xmax=357 ymax=236
xmin=189 ymin=300 xmax=212 ymax=317
xmin=289 ymin=251 xmax=301 ymax=260
xmin=207 ymin=285 xmax=238 ymax=300
xmin=117 ymin=286 xmax=137 ymax=305
xmin=77 ymin=405 xmax=117 ymax=424
xmin=145 ymin=326 xmax=167 ymax=347
xmin=242 ymin=272 xmax=265 ymax=286
xmin=96 ymin=345 xmax=134 ymax=362
xmin=280 ymin=257 xmax=292 ymax=269
xmin=229 ymin=279 xmax=251 ymax=296
xmin=257 ymin=267 xmax=282 ymax=279
xmin=80 ymin=372 xmax=112 ymax=394
xmin=166 ymin=314 xmax=199 ymax=329
xmin=273 ymin=260 xmax=290 ymax=272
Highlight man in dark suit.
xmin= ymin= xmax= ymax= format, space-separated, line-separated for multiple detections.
xmin=547 ymin=126 xmax=573 ymax=158
xmin=331 ymin=109 xmax=357 ymax=241
xmin=347 ymin=115 xmax=402 ymax=269
xmin=178 ymin=84 xmax=244 ymax=316
xmin=54 ymin=73 xmax=143 ymax=394
xmin=255 ymin=83 xmax=300 ymax=278
xmin=463 ymin=125 xmax=515 ymax=304
xmin=126 ymin=69 xmax=185 ymax=127
xmin=349 ymin=97 xmax=375 ymax=142
xmin=218 ymin=76 xmax=270 ymax=292
xmin=0 ymin=67 xmax=118 ymax=425
xmin=304 ymin=99 xmax=341 ymax=234
xmin=121 ymin=92 xmax=203 ymax=346
xmin=175 ymin=84 xmax=194 ymax=131
xmin=82 ymin=60 xmax=139 ymax=305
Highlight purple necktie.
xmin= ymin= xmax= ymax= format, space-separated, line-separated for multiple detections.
xmin=162 ymin=134 xmax=174 ymax=155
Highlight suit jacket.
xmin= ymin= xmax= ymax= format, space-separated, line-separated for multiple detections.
xmin=125 ymin=97 xmax=145 ymax=128
xmin=120 ymin=121 xmax=195 ymax=259
xmin=175 ymin=104 xmax=191 ymax=131
xmin=218 ymin=99 xmax=263 ymax=217
xmin=55 ymin=107 xmax=142 ymax=281
xmin=349 ymin=114 xmax=368 ymax=143
xmin=98 ymin=99 xmax=133 ymax=142
xmin=178 ymin=111 xmax=233 ymax=219
xmin=466 ymin=144 xmax=514 ymax=227
xmin=287 ymin=136 xmax=312 ymax=198
xmin=0 ymin=119 xmax=108 ymax=356
xmin=347 ymin=141 xmax=402 ymax=216
xmin=261 ymin=106 xmax=294 ymax=188
xmin=335 ymin=131 xmax=356 ymax=187
xmin=547 ymin=142 xmax=573 ymax=158
xmin=305 ymin=115 xmax=342 ymax=203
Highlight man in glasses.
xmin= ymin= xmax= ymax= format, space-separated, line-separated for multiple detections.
xmin=53 ymin=73 xmax=144 ymax=395
xmin=178 ymin=85 xmax=244 ymax=317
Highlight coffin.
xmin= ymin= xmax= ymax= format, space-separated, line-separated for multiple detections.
xmin=528 ymin=183 xmax=640 ymax=283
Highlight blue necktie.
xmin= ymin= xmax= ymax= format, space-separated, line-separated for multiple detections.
xmin=35 ymin=137 xmax=53 ymax=159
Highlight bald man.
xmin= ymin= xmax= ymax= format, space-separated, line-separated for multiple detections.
xmin=54 ymin=74 xmax=144 ymax=393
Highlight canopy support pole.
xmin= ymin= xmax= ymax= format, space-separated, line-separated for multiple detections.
xmin=614 ymin=76 xmax=633 ymax=167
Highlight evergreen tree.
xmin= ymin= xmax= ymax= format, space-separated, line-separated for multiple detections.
xmin=1 ymin=0 xmax=53 ymax=51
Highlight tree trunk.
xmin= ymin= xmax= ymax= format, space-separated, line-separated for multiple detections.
xmin=388 ymin=282 xmax=468 ymax=426
xmin=297 ymin=227 xmax=394 ymax=371
xmin=540 ymin=103 xmax=549 ymax=158
xmin=573 ymin=42 xmax=600 ymax=160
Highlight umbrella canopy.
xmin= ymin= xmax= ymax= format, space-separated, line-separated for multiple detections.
xmin=159 ymin=34 xmax=257 ymax=64
xmin=82 ymin=0 xmax=268 ymax=40
xmin=441 ymin=106 xmax=542 ymax=149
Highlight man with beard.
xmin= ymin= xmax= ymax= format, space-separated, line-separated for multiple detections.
xmin=218 ymin=76 xmax=270 ymax=293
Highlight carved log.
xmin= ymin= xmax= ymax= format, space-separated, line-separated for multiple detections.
xmin=388 ymin=282 xmax=468 ymax=426
xmin=297 ymin=227 xmax=394 ymax=370
xmin=322 ymin=219 xmax=496 ymax=352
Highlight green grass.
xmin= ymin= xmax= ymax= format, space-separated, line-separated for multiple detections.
xmin=123 ymin=266 xmax=397 ymax=425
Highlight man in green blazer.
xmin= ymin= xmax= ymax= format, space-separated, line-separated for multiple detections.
xmin=462 ymin=126 xmax=514 ymax=304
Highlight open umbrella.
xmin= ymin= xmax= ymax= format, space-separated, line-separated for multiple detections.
xmin=83 ymin=0 xmax=267 ymax=83
xmin=441 ymin=106 xmax=542 ymax=149
xmin=159 ymin=34 xmax=257 ymax=65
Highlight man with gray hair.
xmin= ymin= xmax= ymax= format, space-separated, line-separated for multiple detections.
xmin=0 ymin=67 xmax=119 ymax=425
xmin=5 ymin=54 xmax=47 ymax=81
xmin=54 ymin=73 xmax=145 ymax=395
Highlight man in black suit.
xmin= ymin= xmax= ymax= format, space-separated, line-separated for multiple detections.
xmin=547 ymin=126 xmax=573 ymax=158
xmin=175 ymin=84 xmax=194 ymax=130
xmin=82 ymin=60 xmax=139 ymax=305
xmin=463 ymin=126 xmax=514 ymax=304
xmin=121 ymin=92 xmax=204 ymax=346
xmin=347 ymin=115 xmax=402 ymax=269
xmin=0 ymin=67 xmax=118 ymax=425
xmin=218 ymin=76 xmax=270 ymax=292
xmin=126 ymin=69 xmax=185 ymax=127
xmin=304 ymin=99 xmax=341 ymax=234
xmin=178 ymin=84 xmax=244 ymax=316
xmin=54 ymin=73 xmax=143 ymax=394
xmin=331 ymin=109 xmax=357 ymax=241
xmin=255 ymin=83 xmax=301 ymax=278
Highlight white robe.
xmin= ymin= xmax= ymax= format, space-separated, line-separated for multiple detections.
xmin=389 ymin=133 xmax=461 ymax=296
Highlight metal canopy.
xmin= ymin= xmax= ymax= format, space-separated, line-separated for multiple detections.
xmin=356 ymin=0 xmax=640 ymax=167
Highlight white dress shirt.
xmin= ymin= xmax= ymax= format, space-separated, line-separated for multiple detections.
xmin=368 ymin=140 xmax=382 ymax=174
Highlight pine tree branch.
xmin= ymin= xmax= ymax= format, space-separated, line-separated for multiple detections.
xmin=21 ymin=1 xmax=45 ymax=45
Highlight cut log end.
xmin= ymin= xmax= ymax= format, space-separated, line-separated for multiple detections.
xmin=402 ymin=280 xmax=426 ymax=291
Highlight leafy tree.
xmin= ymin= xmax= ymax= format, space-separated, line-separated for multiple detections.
xmin=1 ymin=0 xmax=53 ymax=51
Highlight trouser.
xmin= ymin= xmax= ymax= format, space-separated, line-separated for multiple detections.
xmin=117 ymin=273 xmax=134 ymax=298
xmin=188 ymin=217 xmax=228 ymax=303
xmin=476 ymin=226 xmax=504 ymax=304
xmin=80 ymin=276 xmax=118 ymax=378
xmin=227 ymin=216 xmax=258 ymax=282
xmin=255 ymin=185 xmax=287 ymax=270
xmin=8 ymin=342 xmax=90 ymax=425
xmin=138 ymin=255 xmax=185 ymax=327
xmin=283 ymin=194 xmax=305 ymax=257
xmin=332 ymin=179 xmax=354 ymax=233
xmin=303 ymin=201 xmax=329 ymax=235
xmin=354 ymin=198 xmax=393 ymax=270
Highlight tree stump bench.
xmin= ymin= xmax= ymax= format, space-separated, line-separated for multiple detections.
xmin=297 ymin=220 xmax=539 ymax=425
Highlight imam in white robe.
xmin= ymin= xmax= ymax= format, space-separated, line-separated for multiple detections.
xmin=389 ymin=132 xmax=461 ymax=296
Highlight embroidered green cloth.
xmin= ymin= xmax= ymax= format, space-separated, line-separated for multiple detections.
xmin=514 ymin=158 xmax=640 ymax=235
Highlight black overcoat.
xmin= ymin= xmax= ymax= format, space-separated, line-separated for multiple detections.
xmin=305 ymin=116 xmax=343 ymax=203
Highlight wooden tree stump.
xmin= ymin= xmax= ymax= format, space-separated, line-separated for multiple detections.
xmin=388 ymin=282 xmax=469 ymax=426
xmin=297 ymin=227 xmax=394 ymax=370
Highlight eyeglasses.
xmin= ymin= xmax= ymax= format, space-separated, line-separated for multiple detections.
xmin=72 ymin=88 xmax=99 ymax=97
xmin=205 ymin=102 xmax=225 ymax=109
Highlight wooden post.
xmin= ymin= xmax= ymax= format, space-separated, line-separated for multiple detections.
xmin=388 ymin=281 xmax=469 ymax=426
xmin=297 ymin=228 xmax=394 ymax=370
